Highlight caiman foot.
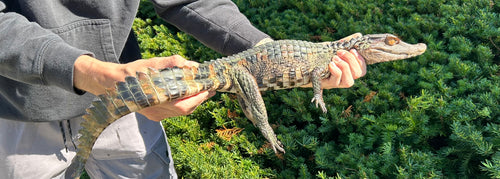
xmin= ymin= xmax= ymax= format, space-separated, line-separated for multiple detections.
xmin=259 ymin=126 xmax=286 ymax=154
xmin=271 ymin=139 xmax=285 ymax=154
xmin=311 ymin=94 xmax=327 ymax=113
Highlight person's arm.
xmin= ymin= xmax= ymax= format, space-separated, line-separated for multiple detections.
xmin=151 ymin=0 xmax=270 ymax=55
xmin=0 ymin=3 xmax=92 ymax=93
xmin=0 ymin=1 xmax=212 ymax=122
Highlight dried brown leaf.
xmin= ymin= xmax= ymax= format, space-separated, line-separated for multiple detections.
xmin=216 ymin=126 xmax=244 ymax=141
xmin=342 ymin=105 xmax=353 ymax=117
xmin=363 ymin=91 xmax=377 ymax=102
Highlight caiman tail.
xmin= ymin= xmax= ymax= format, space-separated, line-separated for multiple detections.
xmin=66 ymin=33 xmax=428 ymax=178
xmin=65 ymin=67 xmax=216 ymax=178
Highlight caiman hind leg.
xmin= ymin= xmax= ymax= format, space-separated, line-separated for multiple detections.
xmin=232 ymin=67 xmax=285 ymax=154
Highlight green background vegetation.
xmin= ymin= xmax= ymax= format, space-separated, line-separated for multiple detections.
xmin=86 ymin=0 xmax=500 ymax=178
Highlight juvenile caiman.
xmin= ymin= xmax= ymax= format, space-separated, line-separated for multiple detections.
xmin=67 ymin=33 xmax=427 ymax=178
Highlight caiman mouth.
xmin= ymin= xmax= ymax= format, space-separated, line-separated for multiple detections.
xmin=359 ymin=34 xmax=427 ymax=64
xmin=371 ymin=43 xmax=427 ymax=58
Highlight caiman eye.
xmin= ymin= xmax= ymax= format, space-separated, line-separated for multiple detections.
xmin=385 ymin=36 xmax=400 ymax=46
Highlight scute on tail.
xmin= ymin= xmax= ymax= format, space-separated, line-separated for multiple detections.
xmin=66 ymin=33 xmax=427 ymax=178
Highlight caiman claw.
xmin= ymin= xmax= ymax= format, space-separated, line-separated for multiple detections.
xmin=311 ymin=94 xmax=327 ymax=113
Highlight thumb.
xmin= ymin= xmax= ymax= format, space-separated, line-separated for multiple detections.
xmin=147 ymin=55 xmax=191 ymax=69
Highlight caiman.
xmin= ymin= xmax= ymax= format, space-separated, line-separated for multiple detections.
xmin=66 ymin=33 xmax=427 ymax=178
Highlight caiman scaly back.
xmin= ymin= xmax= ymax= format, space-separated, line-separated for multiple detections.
xmin=66 ymin=33 xmax=427 ymax=178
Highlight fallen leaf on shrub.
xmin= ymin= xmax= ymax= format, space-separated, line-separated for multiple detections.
xmin=363 ymin=91 xmax=377 ymax=102
xmin=216 ymin=126 xmax=244 ymax=141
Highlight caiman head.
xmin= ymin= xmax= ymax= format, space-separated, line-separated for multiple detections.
xmin=357 ymin=34 xmax=427 ymax=64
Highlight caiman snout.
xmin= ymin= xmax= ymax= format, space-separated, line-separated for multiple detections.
xmin=358 ymin=34 xmax=427 ymax=64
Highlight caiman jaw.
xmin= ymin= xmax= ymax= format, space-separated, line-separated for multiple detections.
xmin=358 ymin=34 xmax=427 ymax=64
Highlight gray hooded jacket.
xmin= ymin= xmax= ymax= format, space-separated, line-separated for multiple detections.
xmin=0 ymin=0 xmax=269 ymax=122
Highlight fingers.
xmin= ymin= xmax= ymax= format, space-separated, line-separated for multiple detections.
xmin=337 ymin=49 xmax=366 ymax=79
xmin=146 ymin=55 xmax=196 ymax=69
xmin=330 ymin=56 xmax=354 ymax=88
xmin=350 ymin=49 xmax=366 ymax=77
xmin=326 ymin=60 xmax=342 ymax=86
xmin=172 ymin=91 xmax=216 ymax=115
xmin=121 ymin=55 xmax=199 ymax=76
xmin=139 ymin=90 xmax=216 ymax=121
xmin=322 ymin=49 xmax=367 ymax=89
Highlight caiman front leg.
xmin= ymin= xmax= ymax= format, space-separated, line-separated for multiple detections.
xmin=232 ymin=67 xmax=285 ymax=154
xmin=310 ymin=67 xmax=327 ymax=113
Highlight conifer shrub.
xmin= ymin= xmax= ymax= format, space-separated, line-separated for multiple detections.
xmin=132 ymin=0 xmax=499 ymax=178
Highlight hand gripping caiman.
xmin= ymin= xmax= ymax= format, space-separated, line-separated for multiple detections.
xmin=66 ymin=33 xmax=426 ymax=178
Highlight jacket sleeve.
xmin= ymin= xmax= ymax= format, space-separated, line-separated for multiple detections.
xmin=0 ymin=2 xmax=92 ymax=93
xmin=151 ymin=0 xmax=270 ymax=55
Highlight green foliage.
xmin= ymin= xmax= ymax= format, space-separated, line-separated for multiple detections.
xmin=133 ymin=0 xmax=500 ymax=178
xmin=133 ymin=0 xmax=223 ymax=61
xmin=162 ymin=96 xmax=275 ymax=178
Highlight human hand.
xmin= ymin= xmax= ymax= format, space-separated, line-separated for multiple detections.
xmin=324 ymin=33 xmax=366 ymax=89
xmin=74 ymin=55 xmax=215 ymax=121
xmin=74 ymin=55 xmax=200 ymax=95
xmin=138 ymin=90 xmax=215 ymax=121
xmin=320 ymin=49 xmax=366 ymax=89
xmin=301 ymin=33 xmax=367 ymax=89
